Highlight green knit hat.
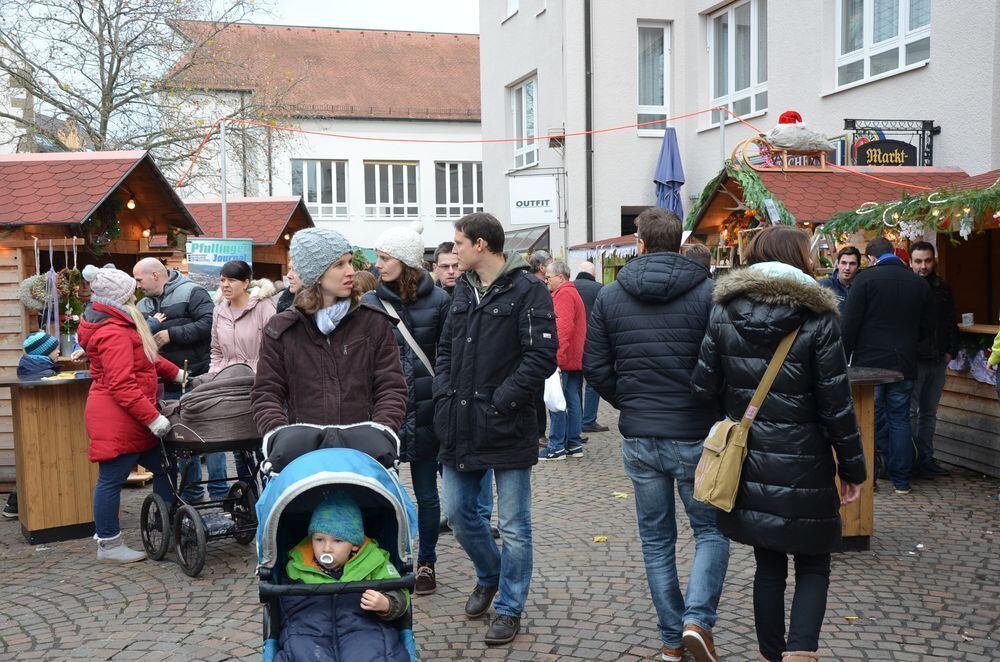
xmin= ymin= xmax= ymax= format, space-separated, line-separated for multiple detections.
xmin=308 ymin=492 xmax=364 ymax=546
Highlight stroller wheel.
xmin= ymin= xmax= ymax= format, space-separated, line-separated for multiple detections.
xmin=173 ymin=504 xmax=207 ymax=577
xmin=228 ymin=481 xmax=257 ymax=545
xmin=140 ymin=493 xmax=171 ymax=561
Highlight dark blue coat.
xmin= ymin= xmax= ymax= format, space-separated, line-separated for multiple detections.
xmin=584 ymin=251 xmax=718 ymax=440
xmin=363 ymin=272 xmax=451 ymax=462
xmin=818 ymin=269 xmax=850 ymax=317
xmin=573 ymin=272 xmax=603 ymax=321
xmin=276 ymin=594 xmax=408 ymax=662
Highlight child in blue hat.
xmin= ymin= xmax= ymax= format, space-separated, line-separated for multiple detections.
xmin=276 ymin=491 xmax=410 ymax=662
xmin=18 ymin=331 xmax=60 ymax=379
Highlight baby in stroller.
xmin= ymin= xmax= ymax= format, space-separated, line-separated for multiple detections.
xmin=278 ymin=491 xmax=409 ymax=662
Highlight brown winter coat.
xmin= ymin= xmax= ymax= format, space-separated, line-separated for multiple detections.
xmin=251 ymin=302 xmax=408 ymax=435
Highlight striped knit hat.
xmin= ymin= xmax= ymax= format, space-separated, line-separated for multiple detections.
xmin=24 ymin=331 xmax=58 ymax=357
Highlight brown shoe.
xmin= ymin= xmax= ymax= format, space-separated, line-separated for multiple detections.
xmin=782 ymin=652 xmax=819 ymax=661
xmin=661 ymin=645 xmax=684 ymax=661
xmin=414 ymin=562 xmax=436 ymax=595
xmin=683 ymin=624 xmax=719 ymax=662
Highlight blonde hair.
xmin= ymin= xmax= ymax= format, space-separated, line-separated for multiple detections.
xmin=125 ymin=303 xmax=159 ymax=364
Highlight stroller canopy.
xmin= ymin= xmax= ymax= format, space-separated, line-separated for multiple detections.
xmin=256 ymin=447 xmax=417 ymax=569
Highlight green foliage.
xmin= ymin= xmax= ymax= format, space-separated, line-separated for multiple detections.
xmin=686 ymin=163 xmax=796 ymax=231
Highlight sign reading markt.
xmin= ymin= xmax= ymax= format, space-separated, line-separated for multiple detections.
xmin=854 ymin=139 xmax=918 ymax=167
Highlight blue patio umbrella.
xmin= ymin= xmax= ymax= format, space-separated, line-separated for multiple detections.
xmin=654 ymin=127 xmax=686 ymax=219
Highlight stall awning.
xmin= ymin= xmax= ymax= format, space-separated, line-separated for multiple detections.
xmin=569 ymin=233 xmax=638 ymax=259
xmin=505 ymin=225 xmax=550 ymax=252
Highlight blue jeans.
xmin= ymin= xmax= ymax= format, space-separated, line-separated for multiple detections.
xmin=622 ymin=437 xmax=731 ymax=649
xmin=875 ymin=380 xmax=914 ymax=490
xmin=582 ymin=381 xmax=600 ymax=428
xmin=438 ymin=466 xmax=494 ymax=527
xmin=165 ymin=386 xmax=228 ymax=501
xmin=547 ymin=370 xmax=583 ymax=452
xmin=443 ymin=465 xmax=532 ymax=617
xmin=410 ymin=459 xmax=441 ymax=564
xmin=94 ymin=449 xmax=173 ymax=539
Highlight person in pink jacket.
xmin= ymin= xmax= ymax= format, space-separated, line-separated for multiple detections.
xmin=210 ymin=260 xmax=277 ymax=373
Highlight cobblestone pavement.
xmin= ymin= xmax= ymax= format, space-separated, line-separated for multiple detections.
xmin=1 ymin=407 xmax=998 ymax=661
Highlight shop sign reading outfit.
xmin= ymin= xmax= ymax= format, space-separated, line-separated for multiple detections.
xmin=508 ymin=175 xmax=559 ymax=225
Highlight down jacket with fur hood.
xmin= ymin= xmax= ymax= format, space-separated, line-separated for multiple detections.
xmin=691 ymin=262 xmax=867 ymax=555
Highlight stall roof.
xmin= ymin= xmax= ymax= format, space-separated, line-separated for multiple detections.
xmin=0 ymin=150 xmax=202 ymax=234
xmin=955 ymin=168 xmax=1000 ymax=191
xmin=182 ymin=197 xmax=314 ymax=245
xmin=505 ymin=225 xmax=550 ymax=252
xmin=569 ymin=234 xmax=635 ymax=250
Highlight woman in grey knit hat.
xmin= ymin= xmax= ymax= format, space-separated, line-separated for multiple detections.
xmin=251 ymin=228 xmax=408 ymax=439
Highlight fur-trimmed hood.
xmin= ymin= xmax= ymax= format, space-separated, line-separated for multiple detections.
xmin=713 ymin=265 xmax=840 ymax=346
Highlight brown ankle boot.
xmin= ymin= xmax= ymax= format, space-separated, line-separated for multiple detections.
xmin=782 ymin=652 xmax=820 ymax=662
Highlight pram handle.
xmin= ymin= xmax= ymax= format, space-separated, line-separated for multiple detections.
xmin=258 ymin=575 xmax=416 ymax=602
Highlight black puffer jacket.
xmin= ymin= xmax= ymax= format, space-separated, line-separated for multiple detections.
xmin=136 ymin=270 xmax=214 ymax=376
xmin=584 ymin=251 xmax=718 ymax=439
xmin=433 ymin=252 xmax=557 ymax=472
xmin=363 ymin=271 xmax=451 ymax=462
xmin=691 ymin=266 xmax=867 ymax=555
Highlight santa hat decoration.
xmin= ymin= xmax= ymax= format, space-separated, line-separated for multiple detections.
xmin=778 ymin=110 xmax=803 ymax=124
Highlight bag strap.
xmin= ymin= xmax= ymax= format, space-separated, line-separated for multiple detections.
xmin=739 ymin=327 xmax=800 ymax=428
xmin=379 ymin=298 xmax=435 ymax=377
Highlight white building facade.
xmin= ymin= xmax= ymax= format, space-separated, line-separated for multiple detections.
xmin=479 ymin=0 xmax=1000 ymax=262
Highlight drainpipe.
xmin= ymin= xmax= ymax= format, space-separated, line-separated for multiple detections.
xmin=584 ymin=0 xmax=594 ymax=242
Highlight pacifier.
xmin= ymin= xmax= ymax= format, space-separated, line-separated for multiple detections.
xmin=319 ymin=553 xmax=335 ymax=566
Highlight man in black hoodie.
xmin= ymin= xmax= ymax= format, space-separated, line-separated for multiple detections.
xmin=584 ymin=208 xmax=728 ymax=662
xmin=574 ymin=261 xmax=607 ymax=432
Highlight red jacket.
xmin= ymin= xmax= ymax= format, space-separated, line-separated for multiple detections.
xmin=552 ymin=281 xmax=587 ymax=371
xmin=77 ymin=302 xmax=180 ymax=462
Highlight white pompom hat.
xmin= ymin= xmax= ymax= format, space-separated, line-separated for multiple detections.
xmin=374 ymin=222 xmax=426 ymax=269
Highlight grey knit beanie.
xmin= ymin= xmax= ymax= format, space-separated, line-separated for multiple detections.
xmin=289 ymin=228 xmax=352 ymax=288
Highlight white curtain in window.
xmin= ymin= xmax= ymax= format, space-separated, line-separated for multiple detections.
xmin=908 ymin=0 xmax=930 ymax=29
xmin=734 ymin=3 xmax=752 ymax=91
xmin=638 ymin=27 xmax=664 ymax=106
xmin=524 ymin=81 xmax=536 ymax=143
xmin=841 ymin=0 xmax=864 ymax=53
xmin=713 ymin=14 xmax=728 ymax=97
xmin=873 ymin=0 xmax=899 ymax=42
xmin=757 ymin=0 xmax=768 ymax=83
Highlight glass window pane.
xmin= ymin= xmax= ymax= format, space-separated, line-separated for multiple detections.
xmin=905 ymin=36 xmax=929 ymax=64
xmin=364 ymin=163 xmax=375 ymax=204
xmin=515 ymin=153 xmax=524 ymax=169
xmin=462 ymin=163 xmax=473 ymax=204
xmin=909 ymin=0 xmax=930 ymax=30
xmin=379 ymin=165 xmax=389 ymax=203
xmin=754 ymin=90 xmax=768 ymax=111
xmin=870 ymin=47 xmax=899 ymax=75
xmin=449 ymin=164 xmax=459 ymax=203
xmin=335 ymin=162 xmax=346 ymax=204
xmin=757 ymin=0 xmax=767 ymax=83
xmin=525 ymin=80 xmax=536 ymax=142
xmin=291 ymin=160 xmax=303 ymax=197
xmin=873 ymin=0 xmax=899 ymax=42
xmin=713 ymin=14 xmax=728 ymax=98
xmin=321 ymin=161 xmax=332 ymax=204
xmin=732 ymin=96 xmax=751 ymax=116
xmin=435 ymin=162 xmax=446 ymax=204
xmin=841 ymin=0 xmax=863 ymax=53
xmin=407 ymin=165 xmax=417 ymax=203
xmin=513 ymin=86 xmax=524 ymax=147
xmin=476 ymin=164 xmax=483 ymax=203
xmin=638 ymin=26 xmax=664 ymax=107
xmin=734 ymin=3 xmax=752 ymax=91
xmin=837 ymin=59 xmax=864 ymax=85
xmin=637 ymin=113 xmax=668 ymax=127
xmin=306 ymin=161 xmax=318 ymax=203
xmin=392 ymin=165 xmax=404 ymax=204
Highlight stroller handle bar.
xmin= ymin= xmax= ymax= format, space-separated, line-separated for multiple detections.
xmin=258 ymin=575 xmax=415 ymax=602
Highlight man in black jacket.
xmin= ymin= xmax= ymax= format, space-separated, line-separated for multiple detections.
xmin=574 ymin=261 xmax=608 ymax=432
xmin=584 ymin=208 xmax=729 ymax=662
xmin=842 ymin=238 xmax=933 ymax=495
xmin=908 ymin=241 xmax=959 ymax=478
xmin=433 ymin=213 xmax=556 ymax=646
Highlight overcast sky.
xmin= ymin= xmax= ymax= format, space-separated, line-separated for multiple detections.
xmin=246 ymin=0 xmax=479 ymax=34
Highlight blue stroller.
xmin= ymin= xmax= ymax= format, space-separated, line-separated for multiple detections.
xmin=256 ymin=423 xmax=418 ymax=661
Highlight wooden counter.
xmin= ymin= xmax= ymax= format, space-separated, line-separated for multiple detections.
xmin=840 ymin=367 xmax=904 ymax=551
xmin=0 ymin=373 xmax=98 ymax=544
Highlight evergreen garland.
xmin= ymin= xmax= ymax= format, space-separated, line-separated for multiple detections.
xmin=686 ymin=162 xmax=797 ymax=232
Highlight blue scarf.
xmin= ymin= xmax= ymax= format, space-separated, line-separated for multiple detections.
xmin=315 ymin=300 xmax=351 ymax=335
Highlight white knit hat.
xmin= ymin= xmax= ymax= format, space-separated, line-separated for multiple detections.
xmin=374 ymin=222 xmax=425 ymax=269
xmin=82 ymin=264 xmax=136 ymax=306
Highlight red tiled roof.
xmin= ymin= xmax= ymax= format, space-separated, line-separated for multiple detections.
xmin=169 ymin=21 xmax=480 ymax=122
xmin=955 ymin=168 xmax=1000 ymax=191
xmin=183 ymin=197 xmax=313 ymax=245
xmin=755 ymin=167 xmax=970 ymax=222
xmin=569 ymin=234 xmax=636 ymax=250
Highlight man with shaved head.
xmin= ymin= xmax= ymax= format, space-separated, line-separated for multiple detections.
xmin=134 ymin=257 xmax=220 ymax=500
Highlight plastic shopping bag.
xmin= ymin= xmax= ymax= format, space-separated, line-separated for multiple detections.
xmin=543 ymin=369 xmax=566 ymax=412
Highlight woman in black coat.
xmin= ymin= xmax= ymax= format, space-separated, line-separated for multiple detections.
xmin=363 ymin=225 xmax=450 ymax=596
xmin=691 ymin=226 xmax=866 ymax=662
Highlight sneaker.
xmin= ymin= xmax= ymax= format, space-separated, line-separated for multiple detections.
xmin=414 ymin=562 xmax=436 ymax=595
xmin=484 ymin=613 xmax=520 ymax=645
xmin=1 ymin=501 xmax=16 ymax=519
xmin=582 ymin=423 xmax=609 ymax=433
xmin=566 ymin=445 xmax=584 ymax=458
xmin=96 ymin=534 xmax=146 ymax=563
xmin=464 ymin=583 xmax=498 ymax=618
xmin=894 ymin=486 xmax=911 ymax=495
xmin=683 ymin=624 xmax=719 ymax=662
xmin=538 ymin=447 xmax=566 ymax=461
xmin=662 ymin=646 xmax=684 ymax=662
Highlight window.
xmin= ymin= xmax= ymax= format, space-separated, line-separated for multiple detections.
xmin=637 ymin=23 xmax=670 ymax=135
xmin=290 ymin=159 xmax=348 ymax=220
xmin=708 ymin=0 xmax=768 ymax=125
xmin=510 ymin=78 xmax=538 ymax=169
xmin=363 ymin=162 xmax=419 ymax=219
xmin=836 ymin=0 xmax=930 ymax=88
xmin=435 ymin=162 xmax=484 ymax=218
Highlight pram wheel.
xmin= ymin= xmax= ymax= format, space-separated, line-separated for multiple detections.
xmin=227 ymin=480 xmax=257 ymax=545
xmin=139 ymin=493 xmax=171 ymax=561
xmin=173 ymin=504 xmax=207 ymax=577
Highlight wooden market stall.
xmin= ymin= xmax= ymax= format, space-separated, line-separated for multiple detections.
xmin=0 ymin=150 xmax=202 ymax=514
xmin=568 ymin=234 xmax=639 ymax=283
xmin=178 ymin=197 xmax=314 ymax=282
